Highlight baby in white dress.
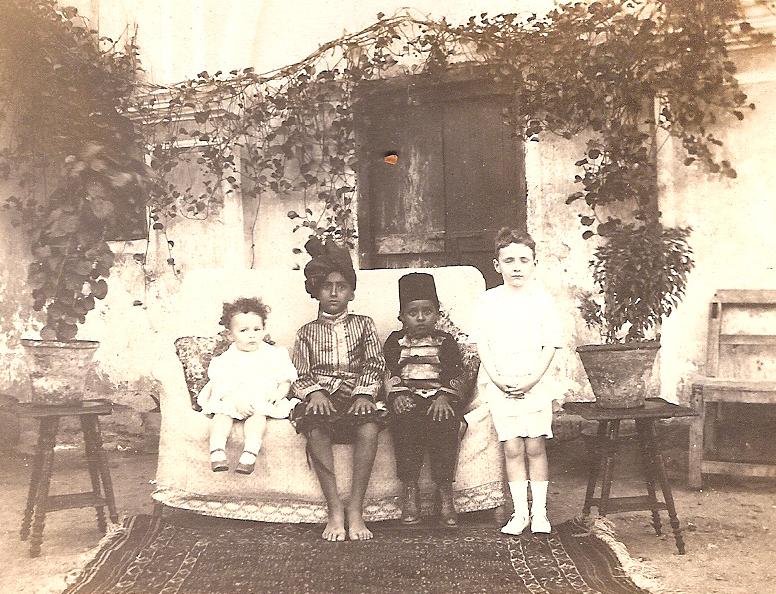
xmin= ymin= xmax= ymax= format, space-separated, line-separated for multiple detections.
xmin=197 ymin=297 xmax=298 ymax=474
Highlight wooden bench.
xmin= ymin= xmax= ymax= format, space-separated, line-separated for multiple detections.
xmin=688 ymin=290 xmax=776 ymax=488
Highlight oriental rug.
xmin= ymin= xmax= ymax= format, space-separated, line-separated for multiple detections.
xmin=63 ymin=513 xmax=664 ymax=594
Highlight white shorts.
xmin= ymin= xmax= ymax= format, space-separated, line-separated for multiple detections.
xmin=483 ymin=383 xmax=554 ymax=441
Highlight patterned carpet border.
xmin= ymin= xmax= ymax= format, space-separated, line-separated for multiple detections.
xmin=152 ymin=481 xmax=505 ymax=523
xmin=63 ymin=514 xmax=667 ymax=594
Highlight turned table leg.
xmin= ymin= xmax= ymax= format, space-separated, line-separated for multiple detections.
xmin=597 ymin=420 xmax=620 ymax=518
xmin=29 ymin=417 xmax=59 ymax=557
xmin=636 ymin=419 xmax=663 ymax=536
xmin=582 ymin=422 xmax=608 ymax=518
xmin=644 ymin=420 xmax=686 ymax=554
xmin=81 ymin=416 xmax=108 ymax=533
xmin=20 ymin=423 xmax=47 ymax=541
xmin=87 ymin=416 xmax=118 ymax=523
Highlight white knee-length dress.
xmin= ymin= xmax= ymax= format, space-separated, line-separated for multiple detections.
xmin=473 ymin=282 xmax=565 ymax=441
xmin=197 ymin=342 xmax=298 ymax=420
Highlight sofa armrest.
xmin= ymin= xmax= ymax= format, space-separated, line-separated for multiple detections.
xmin=436 ymin=307 xmax=480 ymax=409
xmin=173 ymin=334 xmax=231 ymax=409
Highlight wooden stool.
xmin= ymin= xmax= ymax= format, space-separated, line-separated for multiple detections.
xmin=565 ymin=398 xmax=696 ymax=554
xmin=16 ymin=399 xmax=118 ymax=557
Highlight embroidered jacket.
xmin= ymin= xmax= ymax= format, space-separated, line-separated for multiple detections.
xmin=291 ymin=311 xmax=386 ymax=401
xmin=383 ymin=329 xmax=466 ymax=405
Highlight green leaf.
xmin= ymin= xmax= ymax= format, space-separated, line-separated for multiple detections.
xmin=56 ymin=321 xmax=78 ymax=341
xmin=91 ymin=279 xmax=108 ymax=300
xmin=40 ymin=326 xmax=58 ymax=341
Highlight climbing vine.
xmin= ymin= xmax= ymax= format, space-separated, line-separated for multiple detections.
xmin=137 ymin=0 xmax=762 ymax=246
xmin=1 ymin=0 xmax=768 ymax=339
xmin=0 ymin=0 xmax=148 ymax=340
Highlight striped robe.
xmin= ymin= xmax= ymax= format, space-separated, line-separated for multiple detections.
xmin=291 ymin=310 xmax=385 ymax=401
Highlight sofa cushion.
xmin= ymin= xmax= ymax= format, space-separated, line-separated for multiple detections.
xmin=175 ymin=311 xmax=479 ymax=410
xmin=174 ymin=333 xmax=230 ymax=408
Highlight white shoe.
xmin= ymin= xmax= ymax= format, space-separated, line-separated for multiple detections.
xmin=501 ymin=513 xmax=530 ymax=535
xmin=531 ymin=513 xmax=552 ymax=534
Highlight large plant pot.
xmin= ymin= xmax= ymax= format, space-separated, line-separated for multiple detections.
xmin=20 ymin=339 xmax=99 ymax=405
xmin=576 ymin=341 xmax=660 ymax=408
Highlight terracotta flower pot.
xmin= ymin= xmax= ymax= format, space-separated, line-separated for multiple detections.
xmin=576 ymin=341 xmax=660 ymax=408
xmin=20 ymin=339 xmax=99 ymax=405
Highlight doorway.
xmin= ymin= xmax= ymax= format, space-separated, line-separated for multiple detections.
xmin=355 ymin=71 xmax=526 ymax=287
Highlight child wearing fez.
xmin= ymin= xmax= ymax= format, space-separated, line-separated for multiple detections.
xmin=290 ymin=238 xmax=387 ymax=542
xmin=383 ymin=272 xmax=468 ymax=528
xmin=475 ymin=228 xmax=564 ymax=535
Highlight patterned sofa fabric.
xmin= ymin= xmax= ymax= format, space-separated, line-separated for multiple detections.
xmin=175 ymin=313 xmax=480 ymax=411
xmin=175 ymin=334 xmax=230 ymax=410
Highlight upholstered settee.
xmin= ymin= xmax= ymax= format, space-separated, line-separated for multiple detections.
xmin=152 ymin=266 xmax=505 ymax=522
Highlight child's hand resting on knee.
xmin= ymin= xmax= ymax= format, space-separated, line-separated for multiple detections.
xmin=392 ymin=393 xmax=415 ymax=414
xmin=348 ymin=396 xmax=377 ymax=416
xmin=428 ymin=394 xmax=454 ymax=421
xmin=306 ymin=391 xmax=335 ymax=415
xmin=234 ymin=397 xmax=255 ymax=418
xmin=197 ymin=382 xmax=214 ymax=408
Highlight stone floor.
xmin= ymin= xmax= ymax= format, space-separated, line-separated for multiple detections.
xmin=1 ymin=421 xmax=776 ymax=594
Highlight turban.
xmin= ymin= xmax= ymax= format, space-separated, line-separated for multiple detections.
xmin=303 ymin=237 xmax=357 ymax=298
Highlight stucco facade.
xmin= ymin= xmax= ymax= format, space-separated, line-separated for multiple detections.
xmin=1 ymin=0 xmax=775 ymax=421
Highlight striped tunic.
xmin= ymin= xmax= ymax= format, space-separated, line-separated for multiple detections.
xmin=383 ymin=330 xmax=466 ymax=405
xmin=291 ymin=311 xmax=386 ymax=401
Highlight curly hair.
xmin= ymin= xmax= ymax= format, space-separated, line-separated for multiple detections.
xmin=218 ymin=297 xmax=270 ymax=328
xmin=494 ymin=227 xmax=536 ymax=259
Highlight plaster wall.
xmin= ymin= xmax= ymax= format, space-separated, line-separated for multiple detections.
xmin=2 ymin=0 xmax=774 ymax=423
xmin=0 ymin=178 xmax=33 ymax=398
xmin=525 ymin=137 xmax=598 ymax=398
xmin=69 ymin=0 xmax=557 ymax=84
xmin=658 ymin=43 xmax=776 ymax=401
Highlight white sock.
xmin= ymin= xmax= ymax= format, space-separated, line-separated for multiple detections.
xmin=508 ymin=480 xmax=529 ymax=517
xmin=530 ymin=480 xmax=548 ymax=517
xmin=243 ymin=438 xmax=262 ymax=456
xmin=239 ymin=450 xmax=257 ymax=465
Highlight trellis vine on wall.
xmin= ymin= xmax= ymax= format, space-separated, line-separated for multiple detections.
xmin=1 ymin=0 xmax=150 ymax=340
xmin=141 ymin=0 xmax=761 ymax=242
xmin=1 ymin=0 xmax=769 ymax=339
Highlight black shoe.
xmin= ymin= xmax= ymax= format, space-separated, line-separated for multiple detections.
xmin=401 ymin=483 xmax=421 ymax=525
xmin=438 ymin=484 xmax=458 ymax=528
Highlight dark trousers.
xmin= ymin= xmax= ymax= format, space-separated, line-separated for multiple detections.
xmin=390 ymin=398 xmax=461 ymax=485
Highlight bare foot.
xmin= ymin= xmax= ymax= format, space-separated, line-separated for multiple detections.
xmin=346 ymin=506 xmax=373 ymax=541
xmin=322 ymin=503 xmax=346 ymax=542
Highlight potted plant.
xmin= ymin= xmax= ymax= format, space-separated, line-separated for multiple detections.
xmin=1 ymin=1 xmax=149 ymax=404
xmin=576 ymin=220 xmax=694 ymax=408
xmin=19 ymin=142 xmax=150 ymax=404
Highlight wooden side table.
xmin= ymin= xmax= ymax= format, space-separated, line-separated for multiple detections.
xmin=16 ymin=399 xmax=118 ymax=557
xmin=564 ymin=398 xmax=697 ymax=554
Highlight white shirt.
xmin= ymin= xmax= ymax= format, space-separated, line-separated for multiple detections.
xmin=473 ymin=282 xmax=562 ymax=380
